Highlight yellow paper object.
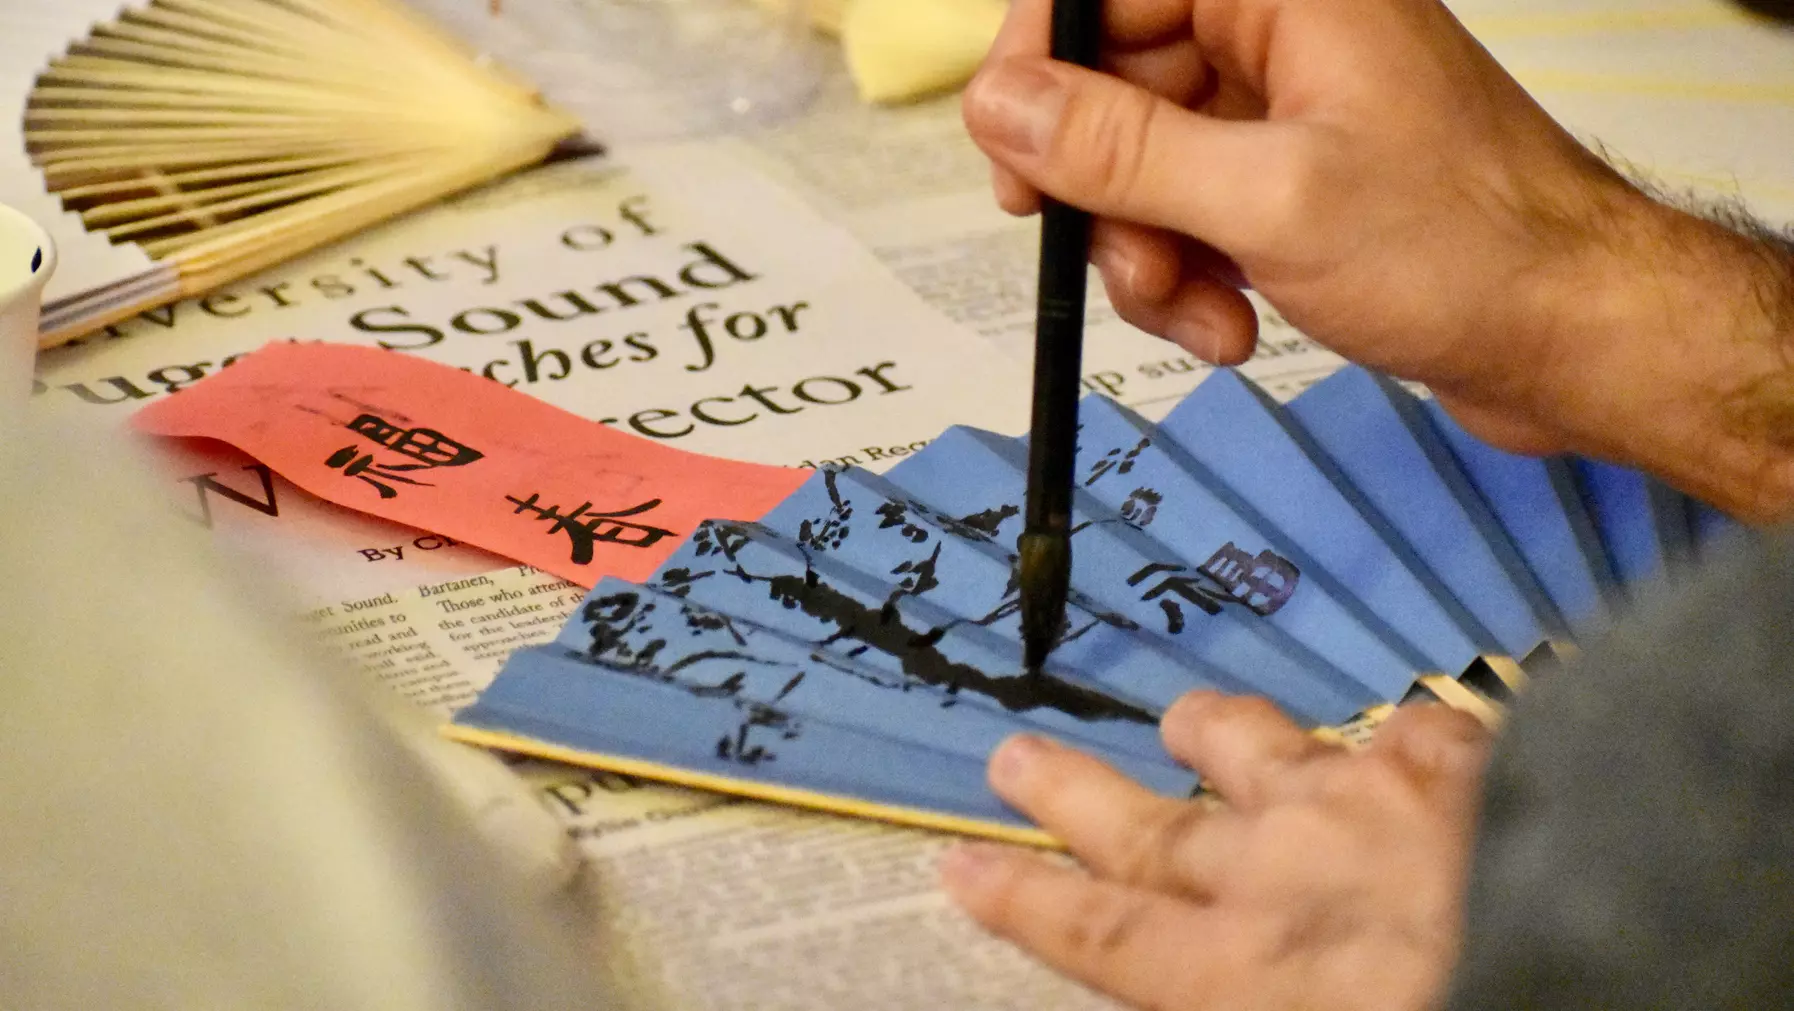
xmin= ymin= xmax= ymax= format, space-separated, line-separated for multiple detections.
xmin=752 ymin=0 xmax=1005 ymax=103
xmin=748 ymin=0 xmax=847 ymax=35
xmin=841 ymin=0 xmax=1007 ymax=103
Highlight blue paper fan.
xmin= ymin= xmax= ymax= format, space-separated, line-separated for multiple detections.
xmin=1570 ymin=458 xmax=1696 ymax=593
xmin=884 ymin=425 xmax=1382 ymax=723
xmin=449 ymin=365 xmax=1745 ymax=843
xmin=1282 ymin=369 xmax=1559 ymax=662
xmin=1149 ymin=371 xmax=1487 ymax=677
xmin=1420 ymin=399 xmax=1616 ymax=631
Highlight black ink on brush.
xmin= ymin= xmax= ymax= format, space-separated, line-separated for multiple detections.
xmin=1019 ymin=0 xmax=1106 ymax=677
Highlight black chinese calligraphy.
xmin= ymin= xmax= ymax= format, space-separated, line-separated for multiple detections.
xmin=795 ymin=472 xmax=853 ymax=552
xmin=1128 ymin=542 xmax=1302 ymax=633
xmin=325 ymin=412 xmax=483 ymax=499
xmin=1080 ymin=436 xmax=1168 ymax=530
xmin=924 ymin=500 xmax=1018 ymax=543
xmin=876 ymin=499 xmax=929 ymax=543
xmin=573 ymin=587 xmax=920 ymax=768
xmin=1201 ymin=542 xmax=1300 ymax=614
xmin=507 ymin=493 xmax=676 ymax=565
xmin=889 ymin=543 xmax=944 ymax=601
xmin=806 ymin=472 xmax=1133 ymax=651
xmin=1083 ymin=436 xmax=1149 ymax=487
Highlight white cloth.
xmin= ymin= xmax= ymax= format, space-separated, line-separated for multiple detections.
xmin=0 ymin=421 xmax=628 ymax=1010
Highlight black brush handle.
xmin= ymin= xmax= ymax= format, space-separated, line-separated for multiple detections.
xmin=1019 ymin=0 xmax=1103 ymax=675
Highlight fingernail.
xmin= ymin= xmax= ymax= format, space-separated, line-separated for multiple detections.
xmin=1167 ymin=319 xmax=1218 ymax=361
xmin=989 ymin=734 xmax=1050 ymax=792
xmin=1171 ymin=317 xmax=1241 ymax=366
xmin=1092 ymin=243 xmax=1138 ymax=300
xmin=966 ymin=61 xmax=1066 ymax=157
xmin=1165 ymin=690 xmax=1221 ymax=730
xmin=1206 ymin=330 xmax=1235 ymax=365
xmin=940 ymin=842 xmax=1006 ymax=890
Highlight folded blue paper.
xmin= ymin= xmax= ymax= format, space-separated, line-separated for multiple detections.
xmin=1571 ymin=458 xmax=1695 ymax=593
xmin=449 ymin=365 xmax=1742 ymax=843
xmin=1422 ymin=400 xmax=1614 ymax=631
xmin=1151 ymin=370 xmax=1486 ymax=675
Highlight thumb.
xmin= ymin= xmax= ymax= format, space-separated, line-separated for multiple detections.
xmin=962 ymin=57 xmax=1302 ymax=259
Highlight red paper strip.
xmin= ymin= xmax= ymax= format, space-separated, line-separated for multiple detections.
xmin=132 ymin=342 xmax=808 ymax=586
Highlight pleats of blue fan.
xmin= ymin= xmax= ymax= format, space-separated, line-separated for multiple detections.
xmin=453 ymin=365 xmax=1751 ymax=832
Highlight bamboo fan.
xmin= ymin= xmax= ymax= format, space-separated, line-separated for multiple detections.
xmin=447 ymin=364 xmax=1745 ymax=846
xmin=21 ymin=0 xmax=582 ymax=347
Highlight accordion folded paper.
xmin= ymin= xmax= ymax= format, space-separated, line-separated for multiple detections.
xmin=448 ymin=365 xmax=1748 ymax=843
xmin=7 ymin=0 xmax=581 ymax=346
xmin=1421 ymin=399 xmax=1615 ymax=631
xmin=130 ymin=342 xmax=807 ymax=585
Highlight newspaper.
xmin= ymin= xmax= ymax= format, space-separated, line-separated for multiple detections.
xmin=301 ymin=566 xmax=582 ymax=716
xmin=32 ymin=2 xmax=1787 ymax=1005
xmin=32 ymin=140 xmax=1123 ymax=1008
xmin=539 ymin=768 xmax=1119 ymax=1011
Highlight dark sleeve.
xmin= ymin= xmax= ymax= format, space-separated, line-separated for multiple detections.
xmin=1443 ymin=526 xmax=1794 ymax=1009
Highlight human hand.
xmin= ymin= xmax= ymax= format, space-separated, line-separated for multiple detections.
xmin=962 ymin=0 xmax=1794 ymax=519
xmin=941 ymin=692 xmax=1492 ymax=1011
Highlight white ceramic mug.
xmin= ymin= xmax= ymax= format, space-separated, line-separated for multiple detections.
xmin=0 ymin=204 xmax=55 ymax=417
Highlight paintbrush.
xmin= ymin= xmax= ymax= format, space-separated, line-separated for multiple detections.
xmin=1018 ymin=0 xmax=1103 ymax=676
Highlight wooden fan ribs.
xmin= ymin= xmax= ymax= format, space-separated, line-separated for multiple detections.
xmin=22 ymin=0 xmax=581 ymax=324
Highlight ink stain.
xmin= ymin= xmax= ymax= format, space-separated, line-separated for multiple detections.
xmin=596 ymin=521 xmax=1152 ymax=726
xmin=748 ymin=568 xmax=1153 ymax=724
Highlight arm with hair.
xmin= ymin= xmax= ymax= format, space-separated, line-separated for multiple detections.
xmin=960 ymin=0 xmax=1794 ymax=521
xmin=1493 ymin=191 xmax=1794 ymax=521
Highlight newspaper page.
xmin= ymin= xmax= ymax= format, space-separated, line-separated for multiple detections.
xmin=300 ymin=565 xmax=585 ymax=717
xmin=535 ymin=766 xmax=1121 ymax=1011
xmin=732 ymin=68 xmax=1348 ymax=416
xmin=31 ymin=141 xmax=1127 ymax=1008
